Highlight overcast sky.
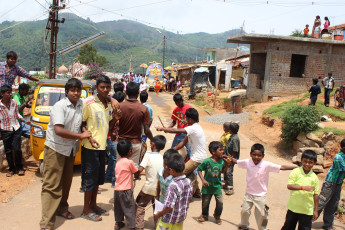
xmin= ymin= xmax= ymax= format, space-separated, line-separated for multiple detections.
xmin=1 ymin=0 xmax=345 ymax=36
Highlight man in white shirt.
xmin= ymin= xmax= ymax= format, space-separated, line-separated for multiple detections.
xmin=322 ymin=72 xmax=334 ymax=107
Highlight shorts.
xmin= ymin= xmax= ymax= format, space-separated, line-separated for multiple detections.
xmin=156 ymin=219 xmax=183 ymax=230
xmin=81 ymin=146 xmax=106 ymax=192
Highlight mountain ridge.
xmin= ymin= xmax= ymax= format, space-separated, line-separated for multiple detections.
xmin=0 ymin=13 xmax=242 ymax=73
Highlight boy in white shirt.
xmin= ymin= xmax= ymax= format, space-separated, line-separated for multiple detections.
xmin=134 ymin=135 xmax=167 ymax=229
xmin=156 ymin=108 xmax=207 ymax=197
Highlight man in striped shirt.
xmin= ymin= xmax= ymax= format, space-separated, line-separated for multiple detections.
xmin=0 ymin=51 xmax=39 ymax=87
xmin=0 ymin=85 xmax=26 ymax=177
xmin=317 ymin=138 xmax=345 ymax=229
xmin=154 ymin=153 xmax=193 ymax=230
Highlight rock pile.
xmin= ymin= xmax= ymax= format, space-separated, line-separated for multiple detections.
xmin=292 ymin=132 xmax=336 ymax=173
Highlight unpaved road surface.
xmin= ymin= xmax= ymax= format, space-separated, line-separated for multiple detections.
xmin=0 ymin=92 xmax=343 ymax=230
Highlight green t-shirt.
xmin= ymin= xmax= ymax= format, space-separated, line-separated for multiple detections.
xmin=197 ymin=157 xmax=225 ymax=194
xmin=13 ymin=92 xmax=27 ymax=117
xmin=286 ymin=167 xmax=319 ymax=215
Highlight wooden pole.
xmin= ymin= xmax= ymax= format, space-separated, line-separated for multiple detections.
xmin=158 ymin=116 xmax=165 ymax=128
xmin=172 ymin=114 xmax=184 ymax=123
xmin=213 ymin=69 xmax=221 ymax=108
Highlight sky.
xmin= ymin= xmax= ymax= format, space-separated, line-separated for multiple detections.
xmin=1 ymin=0 xmax=345 ymax=36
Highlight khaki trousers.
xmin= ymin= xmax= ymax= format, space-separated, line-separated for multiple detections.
xmin=240 ymin=193 xmax=269 ymax=230
xmin=40 ymin=147 xmax=75 ymax=229
xmin=183 ymin=159 xmax=201 ymax=195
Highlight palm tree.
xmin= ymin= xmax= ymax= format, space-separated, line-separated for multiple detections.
xmin=290 ymin=29 xmax=304 ymax=37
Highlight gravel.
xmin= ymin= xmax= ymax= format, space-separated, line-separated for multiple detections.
xmin=203 ymin=111 xmax=251 ymax=125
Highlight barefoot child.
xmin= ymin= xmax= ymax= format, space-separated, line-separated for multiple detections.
xmin=197 ymin=141 xmax=232 ymax=225
xmin=154 ymin=153 xmax=193 ymax=230
xmin=232 ymin=143 xmax=297 ymax=230
xmin=135 ymin=135 xmax=167 ymax=229
xmin=281 ymin=150 xmax=319 ymax=230
xmin=224 ymin=122 xmax=240 ymax=195
xmin=154 ymin=79 xmax=161 ymax=94
xmin=114 ymin=140 xmax=138 ymax=230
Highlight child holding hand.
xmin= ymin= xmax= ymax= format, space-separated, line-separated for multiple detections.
xmin=232 ymin=143 xmax=297 ymax=230
xmin=197 ymin=141 xmax=232 ymax=225
xmin=114 ymin=140 xmax=138 ymax=230
xmin=281 ymin=150 xmax=319 ymax=230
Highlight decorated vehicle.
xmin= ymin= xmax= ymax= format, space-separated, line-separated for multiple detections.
xmin=146 ymin=63 xmax=164 ymax=90
xmin=30 ymin=79 xmax=95 ymax=174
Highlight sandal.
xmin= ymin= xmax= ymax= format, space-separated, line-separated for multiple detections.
xmin=95 ymin=207 xmax=110 ymax=216
xmin=58 ymin=211 xmax=75 ymax=219
xmin=80 ymin=212 xmax=102 ymax=222
xmin=197 ymin=216 xmax=208 ymax=222
xmin=214 ymin=215 xmax=222 ymax=225
xmin=114 ymin=222 xmax=125 ymax=230
xmin=18 ymin=170 xmax=25 ymax=176
xmin=6 ymin=171 xmax=14 ymax=177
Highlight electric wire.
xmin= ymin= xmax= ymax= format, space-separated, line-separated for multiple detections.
xmin=0 ymin=0 xmax=28 ymax=20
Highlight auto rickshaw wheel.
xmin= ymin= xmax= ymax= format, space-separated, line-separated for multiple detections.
xmin=39 ymin=160 xmax=44 ymax=176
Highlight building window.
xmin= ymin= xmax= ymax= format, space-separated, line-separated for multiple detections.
xmin=290 ymin=54 xmax=306 ymax=78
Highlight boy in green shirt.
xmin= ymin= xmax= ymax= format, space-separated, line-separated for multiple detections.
xmin=197 ymin=141 xmax=231 ymax=225
xmin=281 ymin=150 xmax=319 ymax=230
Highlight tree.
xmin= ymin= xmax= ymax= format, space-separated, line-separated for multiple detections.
xmin=78 ymin=43 xmax=108 ymax=67
xmin=290 ymin=29 xmax=304 ymax=37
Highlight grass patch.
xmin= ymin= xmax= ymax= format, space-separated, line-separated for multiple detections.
xmin=220 ymin=98 xmax=231 ymax=102
xmin=324 ymin=127 xmax=345 ymax=136
xmin=263 ymin=98 xmax=304 ymax=118
xmin=315 ymin=101 xmax=345 ymax=121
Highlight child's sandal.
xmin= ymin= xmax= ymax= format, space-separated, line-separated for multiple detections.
xmin=197 ymin=216 xmax=208 ymax=222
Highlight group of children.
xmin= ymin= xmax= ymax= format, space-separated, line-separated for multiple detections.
xmin=34 ymin=74 xmax=344 ymax=230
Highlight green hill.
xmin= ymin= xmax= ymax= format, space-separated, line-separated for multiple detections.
xmin=0 ymin=13 xmax=242 ymax=73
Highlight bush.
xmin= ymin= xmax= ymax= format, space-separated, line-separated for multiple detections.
xmin=84 ymin=62 xmax=104 ymax=80
xmin=281 ymin=105 xmax=321 ymax=141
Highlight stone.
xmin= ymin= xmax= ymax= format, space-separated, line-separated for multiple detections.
xmin=306 ymin=133 xmax=323 ymax=146
xmin=312 ymin=165 xmax=324 ymax=173
xmin=292 ymin=141 xmax=305 ymax=152
xmin=324 ymin=132 xmax=335 ymax=140
xmin=261 ymin=116 xmax=275 ymax=127
xmin=297 ymin=135 xmax=320 ymax=148
xmin=322 ymin=161 xmax=333 ymax=169
xmin=298 ymin=147 xmax=325 ymax=155
xmin=316 ymin=155 xmax=324 ymax=165
xmin=296 ymin=152 xmax=302 ymax=162
xmin=317 ymin=123 xmax=325 ymax=129
xmin=292 ymin=156 xmax=299 ymax=164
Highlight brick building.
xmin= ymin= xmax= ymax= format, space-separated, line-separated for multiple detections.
xmin=227 ymin=34 xmax=345 ymax=102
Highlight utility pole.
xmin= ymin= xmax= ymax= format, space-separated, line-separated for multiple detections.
xmin=162 ymin=35 xmax=166 ymax=69
xmin=46 ymin=0 xmax=65 ymax=79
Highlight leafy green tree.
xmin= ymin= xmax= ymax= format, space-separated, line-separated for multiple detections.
xmin=290 ymin=29 xmax=304 ymax=37
xmin=281 ymin=105 xmax=321 ymax=141
xmin=78 ymin=44 xmax=108 ymax=67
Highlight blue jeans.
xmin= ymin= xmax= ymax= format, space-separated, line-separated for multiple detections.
xmin=105 ymin=138 xmax=117 ymax=185
xmin=171 ymin=134 xmax=191 ymax=158
xmin=20 ymin=120 xmax=30 ymax=138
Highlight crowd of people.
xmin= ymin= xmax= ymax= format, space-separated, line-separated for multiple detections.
xmin=0 ymin=51 xmax=344 ymax=230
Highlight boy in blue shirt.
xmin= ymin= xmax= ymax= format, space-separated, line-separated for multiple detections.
xmin=308 ymin=78 xmax=321 ymax=106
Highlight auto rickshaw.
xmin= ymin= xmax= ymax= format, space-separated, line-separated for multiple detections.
xmin=30 ymin=79 xmax=95 ymax=174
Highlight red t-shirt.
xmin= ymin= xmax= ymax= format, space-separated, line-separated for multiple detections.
xmin=171 ymin=104 xmax=192 ymax=135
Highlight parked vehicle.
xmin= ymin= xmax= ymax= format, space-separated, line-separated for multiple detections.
xmin=30 ymin=79 xmax=95 ymax=174
xmin=146 ymin=63 xmax=164 ymax=90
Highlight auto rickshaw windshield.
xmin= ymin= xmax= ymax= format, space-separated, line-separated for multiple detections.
xmin=34 ymin=86 xmax=88 ymax=116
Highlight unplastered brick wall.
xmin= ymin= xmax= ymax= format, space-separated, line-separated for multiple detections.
xmin=268 ymin=76 xmax=309 ymax=96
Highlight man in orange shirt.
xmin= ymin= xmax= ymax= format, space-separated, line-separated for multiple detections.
xmin=304 ymin=24 xmax=309 ymax=37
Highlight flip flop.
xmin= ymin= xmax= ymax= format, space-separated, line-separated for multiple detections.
xmin=114 ymin=222 xmax=125 ymax=230
xmin=95 ymin=207 xmax=110 ymax=216
xmin=197 ymin=216 xmax=208 ymax=222
xmin=58 ymin=211 xmax=75 ymax=219
xmin=80 ymin=212 xmax=102 ymax=222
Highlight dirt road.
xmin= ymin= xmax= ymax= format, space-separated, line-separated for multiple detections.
xmin=0 ymin=92 xmax=343 ymax=229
